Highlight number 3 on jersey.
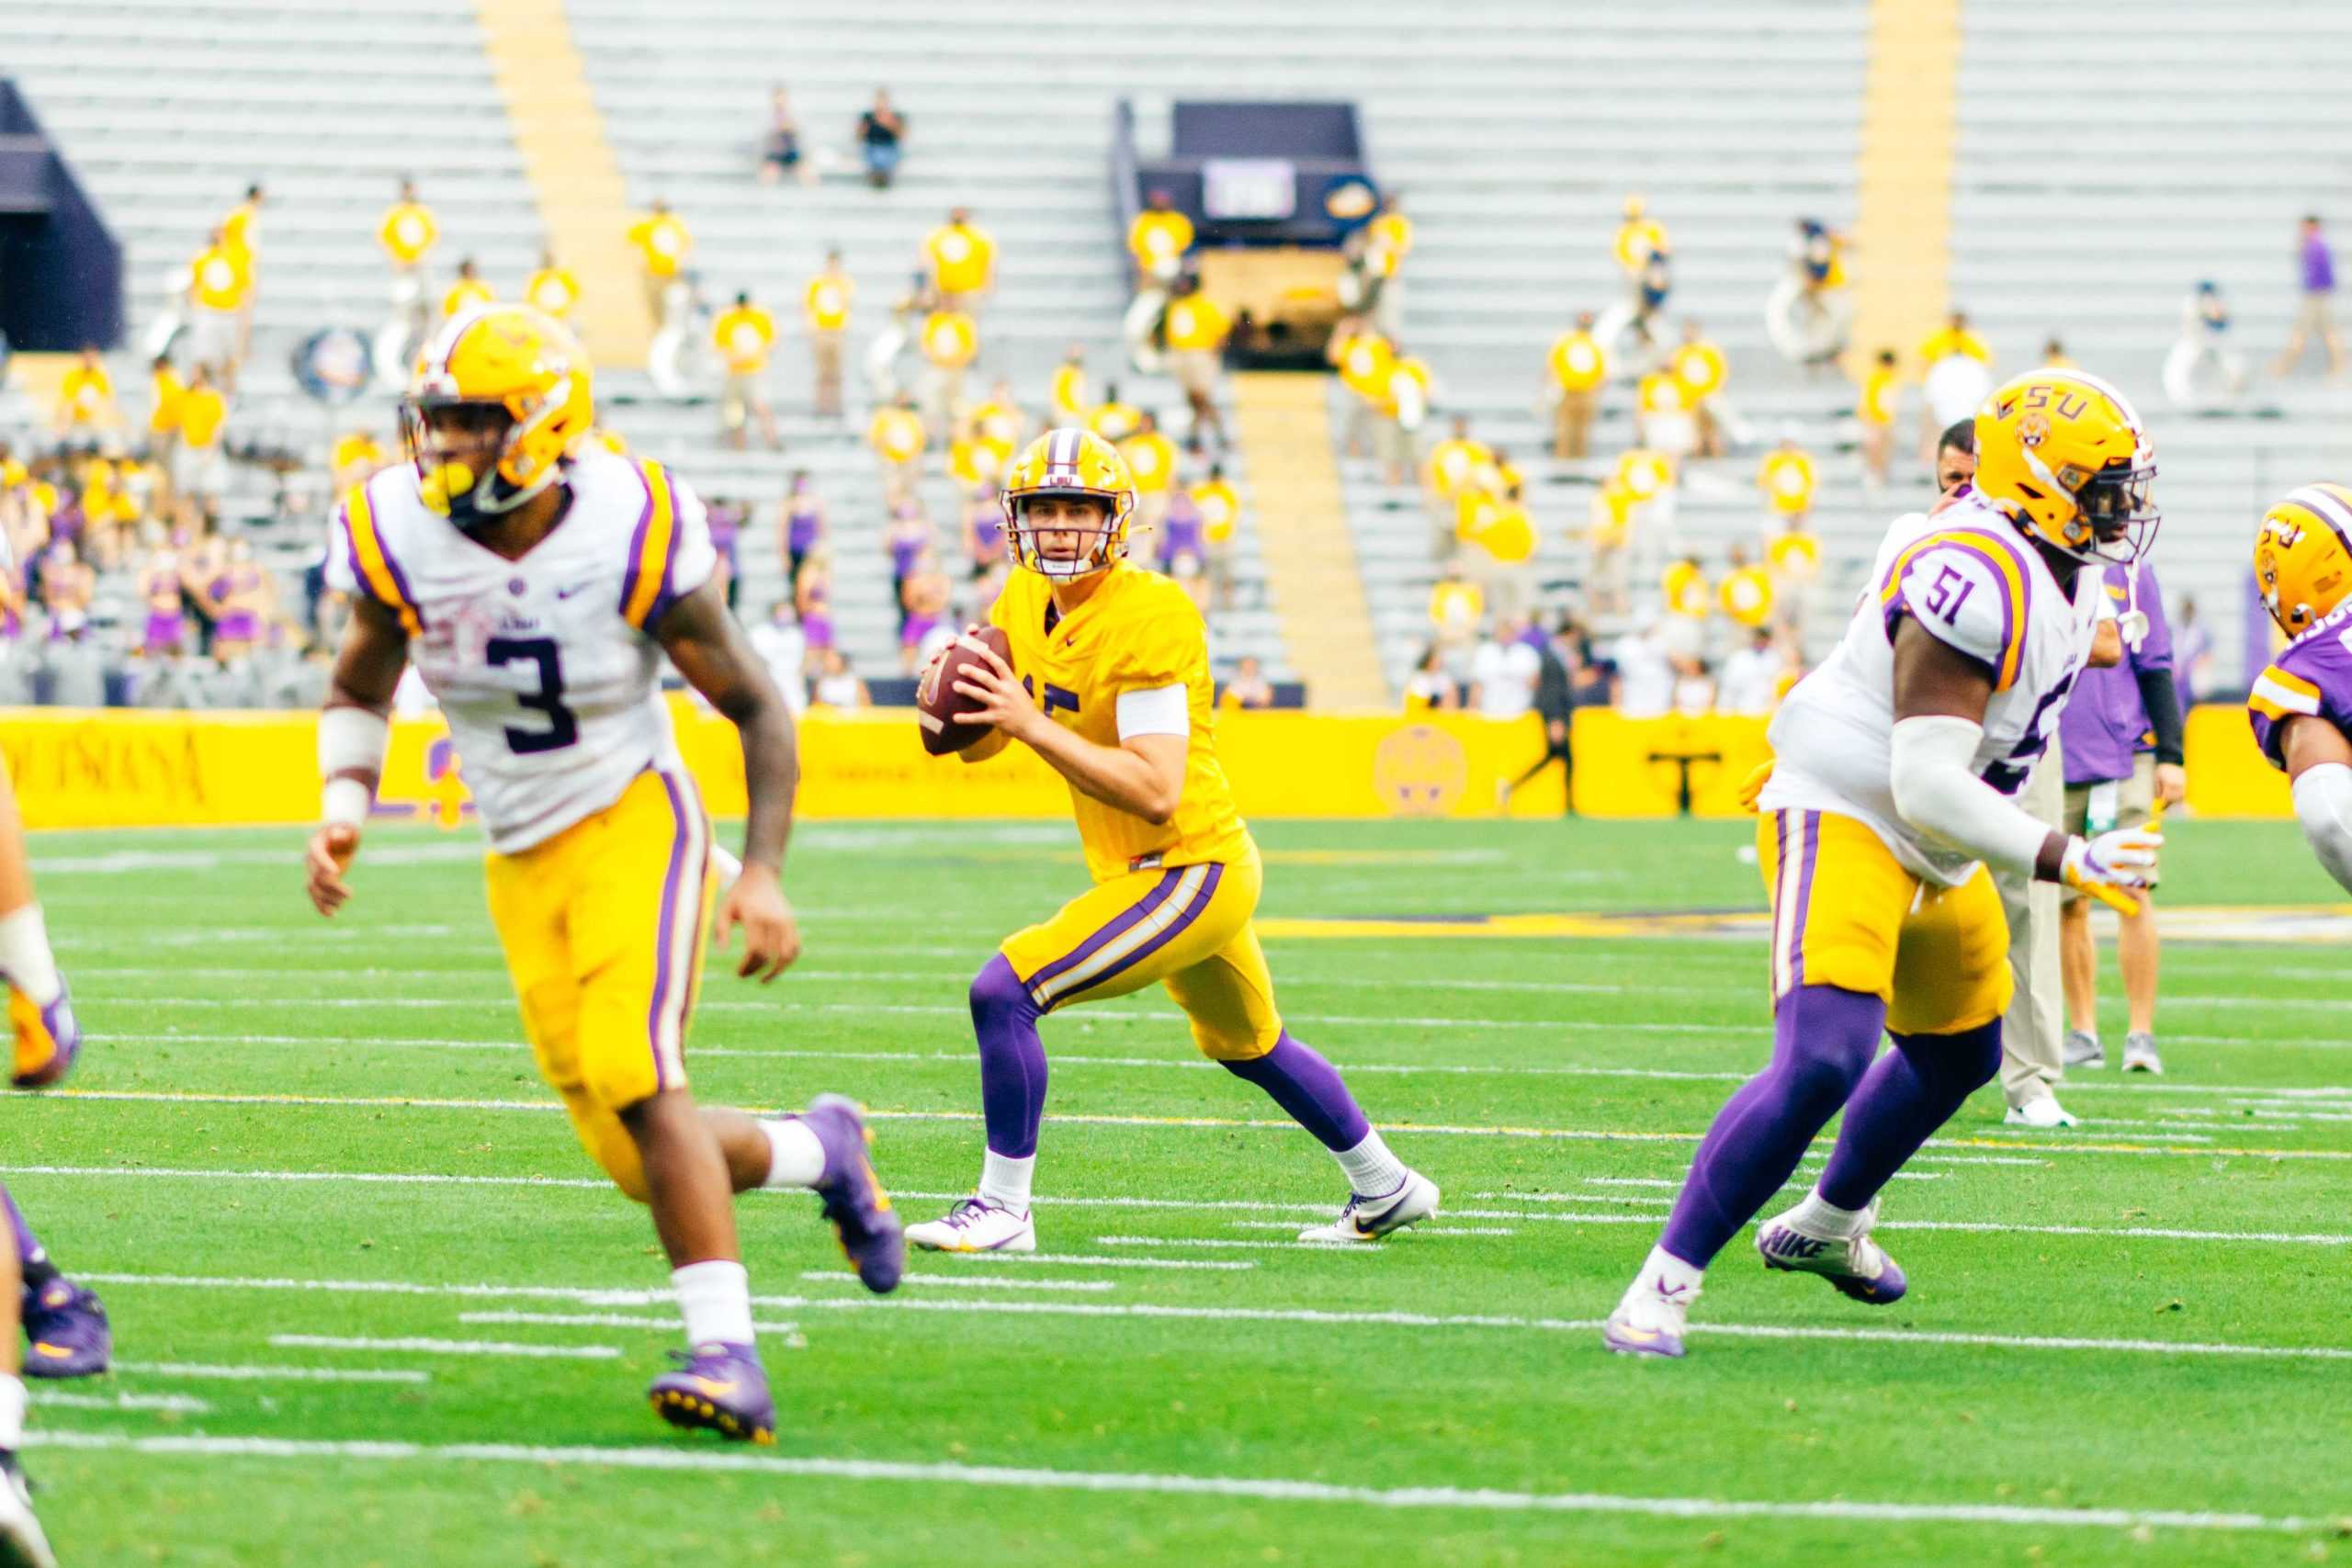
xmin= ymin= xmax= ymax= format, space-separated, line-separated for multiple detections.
xmin=485 ymin=636 xmax=580 ymax=753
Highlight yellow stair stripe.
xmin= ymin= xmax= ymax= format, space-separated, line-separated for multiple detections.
xmin=1847 ymin=0 xmax=1962 ymax=376
xmin=1228 ymin=373 xmax=1388 ymax=709
xmin=472 ymin=0 xmax=653 ymax=369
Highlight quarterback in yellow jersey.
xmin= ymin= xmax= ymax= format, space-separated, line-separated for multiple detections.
xmin=304 ymin=307 xmax=902 ymax=1443
xmin=906 ymin=430 xmax=1440 ymax=1252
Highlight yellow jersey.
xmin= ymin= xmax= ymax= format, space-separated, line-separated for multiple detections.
xmin=1663 ymin=560 xmax=1712 ymax=619
xmin=188 ymin=244 xmax=251 ymax=310
xmin=1423 ymin=436 xmax=1491 ymax=499
xmin=379 ymin=202 xmax=438 ymax=265
xmin=332 ymin=432 xmax=387 ymax=477
xmin=1368 ymin=211 xmax=1414 ymax=261
xmin=1192 ymin=479 xmax=1240 ymax=544
xmin=628 ymin=214 xmax=692 ymax=277
xmin=920 ymin=310 xmax=978 ymax=368
xmin=1917 ymin=325 xmax=1991 ymax=365
xmin=1672 ymin=339 xmax=1727 ymax=400
xmin=221 ymin=200 xmax=261 ymax=262
xmin=149 ymin=365 xmax=185 ymax=434
xmin=713 ymin=304 xmax=778 ymax=372
xmin=1768 ymin=530 xmax=1821 ymax=579
xmin=1129 ymin=210 xmax=1194 ymax=271
xmin=1049 ymin=364 xmax=1090 ymax=424
xmin=1471 ymin=501 xmax=1536 ymax=566
xmin=526 ymin=267 xmax=581 ymax=319
xmin=1614 ymin=217 xmax=1667 ymax=273
xmin=987 ymin=562 xmax=1252 ymax=884
xmin=947 ymin=434 xmax=1013 ymax=487
xmin=1429 ymin=579 xmax=1484 ymax=634
xmin=1589 ymin=482 xmax=1635 ymax=547
xmin=925 ymin=223 xmax=996 ymax=295
xmin=442 ymin=277 xmax=494 ymax=318
xmin=970 ymin=398 xmax=1026 ymax=449
xmin=1758 ymin=450 xmax=1817 ymax=514
xmin=59 ymin=366 xmax=111 ymax=423
xmin=1163 ymin=296 xmax=1230 ymax=352
xmin=1334 ymin=330 xmax=1395 ymax=402
xmin=1383 ymin=356 xmax=1432 ymax=417
xmin=178 ymin=387 xmax=228 ymax=448
xmin=1720 ymin=564 xmax=1775 ymax=628
xmin=1119 ymin=431 xmax=1179 ymax=494
xmin=805 ymin=274 xmax=854 ymax=332
xmin=1087 ymin=400 xmax=1142 ymax=443
xmin=868 ymin=408 xmax=926 ymax=463
xmin=1859 ymin=366 xmax=1901 ymax=426
xmin=1637 ymin=371 xmax=1685 ymax=415
xmin=1614 ymin=447 xmax=1673 ymax=501
xmin=1547 ymin=330 xmax=1605 ymax=392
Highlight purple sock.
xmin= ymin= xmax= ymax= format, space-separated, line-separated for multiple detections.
xmin=1222 ymin=1032 xmax=1373 ymax=1151
xmin=0 ymin=1181 xmax=49 ymax=1275
xmin=968 ymin=953 xmax=1048 ymax=1159
xmin=1818 ymin=1019 xmax=2003 ymax=1211
xmin=1657 ymin=984 xmax=1884 ymax=1269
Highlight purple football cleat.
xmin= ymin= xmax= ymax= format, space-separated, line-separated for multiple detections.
xmin=1756 ymin=1209 xmax=1909 ymax=1305
xmin=801 ymin=1095 xmax=903 ymax=1293
xmin=21 ymin=1278 xmax=109 ymax=1380
xmin=648 ymin=1341 xmax=775 ymax=1444
xmin=9 ymin=980 xmax=80 ymax=1090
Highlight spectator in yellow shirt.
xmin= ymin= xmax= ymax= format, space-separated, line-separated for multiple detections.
xmin=803 ymin=250 xmax=854 ymax=419
xmin=1192 ymin=463 xmax=1241 ymax=610
xmin=1545 ymin=311 xmax=1606 ymax=458
xmin=1587 ymin=479 xmax=1635 ymax=615
xmin=1160 ymin=273 xmax=1231 ymax=451
xmin=1328 ymin=321 xmax=1395 ymax=458
xmin=1767 ymin=518 xmax=1822 ymax=638
xmin=1857 ymin=346 xmax=1900 ymax=489
xmin=1917 ymin=310 xmax=1991 ymax=367
xmin=220 ymin=182 xmax=266 ymax=361
xmin=1428 ymin=566 xmax=1485 ymax=669
xmin=1086 ymin=383 xmax=1142 ymax=445
xmin=1670 ymin=320 xmax=1729 ymax=457
xmin=331 ymin=430 xmax=389 ymax=490
xmin=867 ymin=395 xmax=927 ymax=491
xmin=185 ymin=229 xmax=253 ymax=389
xmin=628 ymin=199 xmax=693 ymax=322
xmin=2041 ymin=333 xmax=2072 ymax=370
xmin=1757 ymin=436 xmax=1818 ymax=525
xmin=379 ymin=178 xmax=438 ymax=272
xmin=923 ymin=208 xmax=996 ymax=312
xmin=1663 ymin=556 xmax=1712 ymax=621
xmin=1614 ymin=194 xmax=1667 ymax=275
xmin=1048 ymin=345 xmax=1090 ymax=428
xmin=173 ymin=366 xmax=230 ymax=513
xmin=52 ymin=348 xmax=115 ymax=434
xmin=1128 ymin=189 xmax=1194 ymax=284
xmin=1423 ymin=416 xmax=1492 ymax=526
xmin=524 ymin=252 xmax=582 ymax=320
xmin=146 ymin=355 xmax=186 ymax=502
xmin=1718 ymin=543 xmax=1775 ymax=629
xmin=968 ymin=379 xmax=1028 ymax=453
xmin=1364 ymin=192 xmax=1414 ymax=336
xmin=441 ymin=257 xmax=493 ymax=319
xmin=712 ymin=291 xmax=782 ymax=451
xmin=1118 ymin=412 xmax=1181 ymax=535
xmin=916 ymin=306 xmax=978 ymax=430
xmin=1380 ymin=348 xmax=1433 ymax=487
xmin=1460 ymin=480 xmax=1537 ymax=620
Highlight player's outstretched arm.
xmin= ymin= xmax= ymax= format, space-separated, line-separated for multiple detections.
xmin=1887 ymin=617 xmax=2156 ymax=908
xmin=2281 ymin=715 xmax=2352 ymax=893
xmin=657 ymin=581 xmax=801 ymax=981
xmin=952 ymin=644 xmax=1185 ymax=824
xmin=307 ymin=597 xmax=407 ymax=917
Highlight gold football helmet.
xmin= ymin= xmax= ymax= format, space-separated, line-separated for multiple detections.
xmin=401 ymin=304 xmax=594 ymax=531
xmin=2255 ymin=482 xmax=2352 ymax=637
xmin=1000 ymin=428 xmax=1136 ymax=580
xmin=1972 ymin=367 xmax=2157 ymax=563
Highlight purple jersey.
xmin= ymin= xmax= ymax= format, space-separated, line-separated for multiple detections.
xmin=1159 ymin=494 xmax=1204 ymax=564
xmin=2304 ymin=231 xmax=2336 ymax=294
xmin=786 ymin=505 xmax=822 ymax=554
xmin=2248 ymin=600 xmax=2352 ymax=771
xmin=2060 ymin=563 xmax=2175 ymax=784
xmin=888 ymin=528 xmax=926 ymax=580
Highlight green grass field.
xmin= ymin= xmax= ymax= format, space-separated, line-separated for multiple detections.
xmin=6 ymin=813 xmax=2350 ymax=1566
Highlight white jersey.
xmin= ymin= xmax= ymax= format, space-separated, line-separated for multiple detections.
xmin=327 ymin=446 xmax=718 ymax=852
xmin=1759 ymin=489 xmax=2103 ymax=886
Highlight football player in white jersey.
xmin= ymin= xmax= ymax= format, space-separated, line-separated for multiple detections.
xmin=1605 ymin=368 xmax=2165 ymax=1357
xmin=305 ymin=306 xmax=902 ymax=1440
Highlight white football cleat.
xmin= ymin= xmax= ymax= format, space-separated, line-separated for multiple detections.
xmin=905 ymin=1196 xmax=1036 ymax=1254
xmin=1755 ymin=1198 xmax=1908 ymax=1304
xmin=1601 ymin=1277 xmax=1696 ymax=1358
xmin=0 ymin=1456 xmax=56 ymax=1568
xmin=1295 ymin=1170 xmax=1440 ymax=1243
xmin=2122 ymin=1032 xmax=2164 ymax=1075
xmin=2003 ymin=1095 xmax=2080 ymax=1129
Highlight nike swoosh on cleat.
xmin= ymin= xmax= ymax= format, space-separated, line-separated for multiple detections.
xmin=30 ymin=1343 xmax=69 ymax=1358
xmin=690 ymin=1378 xmax=738 ymax=1398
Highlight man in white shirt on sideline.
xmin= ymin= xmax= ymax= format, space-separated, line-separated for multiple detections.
xmin=1469 ymin=616 xmax=1541 ymax=719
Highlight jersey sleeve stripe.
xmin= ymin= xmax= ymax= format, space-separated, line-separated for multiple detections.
xmin=1876 ymin=528 xmax=2030 ymax=691
xmin=2253 ymin=667 xmax=2324 ymax=716
xmin=620 ymin=460 xmax=678 ymax=629
xmin=344 ymin=486 xmax=422 ymax=635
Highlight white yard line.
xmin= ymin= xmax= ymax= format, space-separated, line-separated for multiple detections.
xmin=796 ymin=1270 xmax=1112 ymax=1293
xmin=112 ymin=1359 xmax=429 ymax=1384
xmin=1227 ymin=1222 xmax=1516 ymax=1236
xmin=29 ymin=1390 xmax=209 ymax=1414
xmin=458 ymin=1304 xmax=2352 ymax=1367
xmin=936 ymin=1252 xmax=1254 ymax=1272
xmin=14 ymin=1428 xmax=2317 ymax=1534
xmin=270 ymin=1335 xmax=620 ymax=1360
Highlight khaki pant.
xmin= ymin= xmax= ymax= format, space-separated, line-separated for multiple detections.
xmin=1996 ymin=739 xmax=2065 ymax=1108
xmin=811 ymin=332 xmax=844 ymax=415
xmin=1554 ymin=389 xmax=1597 ymax=458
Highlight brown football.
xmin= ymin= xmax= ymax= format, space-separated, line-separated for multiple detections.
xmin=916 ymin=625 xmax=1013 ymax=756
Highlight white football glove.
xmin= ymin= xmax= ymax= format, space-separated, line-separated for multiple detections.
xmin=2061 ymin=827 xmax=2164 ymax=912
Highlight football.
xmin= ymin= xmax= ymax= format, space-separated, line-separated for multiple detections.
xmin=916 ymin=625 xmax=1014 ymax=756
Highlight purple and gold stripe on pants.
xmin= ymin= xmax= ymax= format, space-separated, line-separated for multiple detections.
xmin=1023 ymin=863 xmax=1224 ymax=1011
xmin=647 ymin=769 xmax=711 ymax=1089
xmin=1769 ymin=808 xmax=1820 ymax=999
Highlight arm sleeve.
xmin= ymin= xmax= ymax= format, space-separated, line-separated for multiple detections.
xmin=2135 ymin=665 xmax=2186 ymax=763
xmin=2292 ymin=761 xmax=2352 ymax=895
xmin=1114 ymin=684 xmax=1191 ymax=739
xmin=1888 ymin=713 xmax=2053 ymax=876
xmin=1884 ymin=538 xmax=2026 ymax=688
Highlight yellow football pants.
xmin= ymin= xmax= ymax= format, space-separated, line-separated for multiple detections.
xmin=484 ymin=768 xmax=715 ymax=1200
xmin=1757 ymin=807 xmax=2012 ymax=1036
xmin=999 ymin=847 xmax=1282 ymax=1061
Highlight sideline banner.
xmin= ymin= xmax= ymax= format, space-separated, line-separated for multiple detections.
xmin=0 ymin=702 xmax=2292 ymax=829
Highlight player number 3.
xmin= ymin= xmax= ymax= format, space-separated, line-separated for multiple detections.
xmin=485 ymin=635 xmax=581 ymax=754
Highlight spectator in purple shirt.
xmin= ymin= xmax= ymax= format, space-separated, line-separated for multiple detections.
xmin=2056 ymin=562 xmax=2187 ymax=1079
xmin=2271 ymin=214 xmax=2346 ymax=378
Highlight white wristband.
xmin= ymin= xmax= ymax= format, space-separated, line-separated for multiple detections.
xmin=318 ymin=705 xmax=390 ymax=828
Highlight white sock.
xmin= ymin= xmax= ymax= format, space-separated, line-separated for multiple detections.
xmin=978 ymin=1150 xmax=1033 ymax=1213
xmin=672 ymin=1259 xmax=754 ymax=1348
xmin=1634 ymin=1244 xmax=1706 ymax=1302
xmin=1784 ymin=1187 xmax=1869 ymax=1238
xmin=0 ymin=906 xmax=60 ymax=1008
xmin=1333 ymin=1129 xmax=1408 ymax=1199
xmin=0 ymin=1374 xmax=22 ymax=1450
xmin=758 ymin=1118 xmax=826 ymax=1189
